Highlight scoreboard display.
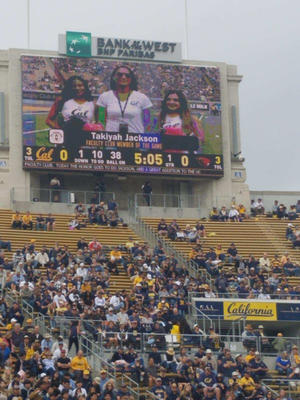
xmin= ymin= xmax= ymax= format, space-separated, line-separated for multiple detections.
xmin=22 ymin=56 xmax=223 ymax=177
xmin=23 ymin=131 xmax=223 ymax=176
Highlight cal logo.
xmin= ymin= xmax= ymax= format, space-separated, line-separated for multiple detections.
xmin=36 ymin=147 xmax=54 ymax=161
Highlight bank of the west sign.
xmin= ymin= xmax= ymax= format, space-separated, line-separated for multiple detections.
xmin=59 ymin=31 xmax=182 ymax=63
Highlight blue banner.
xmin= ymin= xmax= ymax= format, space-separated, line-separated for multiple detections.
xmin=276 ymin=303 xmax=300 ymax=321
xmin=194 ymin=300 xmax=224 ymax=318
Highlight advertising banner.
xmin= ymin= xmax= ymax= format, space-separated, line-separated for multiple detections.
xmin=223 ymin=301 xmax=277 ymax=321
xmin=193 ymin=298 xmax=300 ymax=321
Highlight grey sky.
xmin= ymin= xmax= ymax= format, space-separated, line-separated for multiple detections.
xmin=0 ymin=0 xmax=299 ymax=190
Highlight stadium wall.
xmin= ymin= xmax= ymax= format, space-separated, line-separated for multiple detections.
xmin=0 ymin=48 xmax=249 ymax=216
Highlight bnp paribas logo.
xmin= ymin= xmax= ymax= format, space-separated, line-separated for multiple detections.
xmin=66 ymin=31 xmax=91 ymax=57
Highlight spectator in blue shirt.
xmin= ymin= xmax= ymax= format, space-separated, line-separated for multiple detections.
xmin=276 ymin=351 xmax=292 ymax=376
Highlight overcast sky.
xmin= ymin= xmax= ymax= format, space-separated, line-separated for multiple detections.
xmin=0 ymin=0 xmax=299 ymax=191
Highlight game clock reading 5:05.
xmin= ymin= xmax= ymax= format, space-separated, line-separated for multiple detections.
xmin=134 ymin=152 xmax=189 ymax=167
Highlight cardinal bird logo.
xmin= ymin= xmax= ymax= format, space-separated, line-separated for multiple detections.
xmin=196 ymin=157 xmax=211 ymax=167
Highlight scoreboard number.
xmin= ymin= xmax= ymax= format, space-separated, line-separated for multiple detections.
xmin=215 ymin=156 xmax=221 ymax=164
xmin=60 ymin=149 xmax=68 ymax=161
xmin=110 ymin=151 xmax=121 ymax=160
xmin=181 ymin=155 xmax=189 ymax=167
xmin=26 ymin=147 xmax=32 ymax=156
xmin=92 ymin=150 xmax=103 ymax=158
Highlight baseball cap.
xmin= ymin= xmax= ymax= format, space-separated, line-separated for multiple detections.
xmin=206 ymin=349 xmax=212 ymax=353
xmin=258 ymin=325 xmax=264 ymax=329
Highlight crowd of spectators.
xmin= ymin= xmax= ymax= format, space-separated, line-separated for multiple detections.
xmin=157 ymin=219 xmax=206 ymax=243
xmin=209 ymin=206 xmax=247 ymax=222
xmin=1 ymin=307 xmax=299 ymax=400
xmin=208 ymin=200 xmax=300 ymax=222
xmin=0 ymin=311 xmax=132 ymax=400
xmin=22 ymin=56 xmax=221 ymax=104
xmin=0 ymin=199 xmax=300 ymax=399
xmin=250 ymin=200 xmax=300 ymax=220
xmin=189 ymin=242 xmax=300 ymax=288
xmin=11 ymin=212 xmax=55 ymax=232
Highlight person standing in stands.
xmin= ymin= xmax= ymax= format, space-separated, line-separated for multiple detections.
xmin=142 ymin=181 xmax=152 ymax=206
xmin=68 ymin=320 xmax=80 ymax=354
xmin=49 ymin=176 xmax=61 ymax=202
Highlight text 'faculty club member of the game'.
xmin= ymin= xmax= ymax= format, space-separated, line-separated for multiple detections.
xmin=96 ymin=65 xmax=153 ymax=134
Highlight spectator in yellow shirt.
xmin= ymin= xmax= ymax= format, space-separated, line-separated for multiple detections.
xmin=210 ymin=207 xmax=219 ymax=221
xmin=238 ymin=204 xmax=247 ymax=218
xmin=70 ymin=350 xmax=90 ymax=377
xmin=133 ymin=272 xmax=143 ymax=287
xmin=81 ymin=281 xmax=92 ymax=293
xmin=22 ymin=211 xmax=33 ymax=230
xmin=157 ymin=297 xmax=170 ymax=310
xmin=189 ymin=248 xmax=198 ymax=260
xmin=109 ymin=246 xmax=123 ymax=274
xmin=11 ymin=211 xmax=22 ymax=229
xmin=238 ymin=371 xmax=256 ymax=395
xmin=245 ymin=348 xmax=256 ymax=363
xmin=24 ymin=335 xmax=34 ymax=360
xmin=110 ymin=248 xmax=122 ymax=261
xmin=125 ymin=237 xmax=135 ymax=252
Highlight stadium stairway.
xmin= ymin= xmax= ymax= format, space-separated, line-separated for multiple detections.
xmin=0 ymin=209 xmax=139 ymax=293
xmin=141 ymin=217 xmax=300 ymax=286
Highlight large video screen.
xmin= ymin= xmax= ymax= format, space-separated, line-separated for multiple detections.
xmin=22 ymin=56 xmax=223 ymax=177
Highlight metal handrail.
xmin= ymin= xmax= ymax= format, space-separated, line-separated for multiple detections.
xmin=79 ymin=333 xmax=140 ymax=398
xmin=131 ymin=218 xmax=212 ymax=285
xmin=134 ymin=193 xmax=201 ymax=209
xmin=188 ymin=291 xmax=300 ymax=301
xmin=189 ymin=302 xmax=215 ymax=332
xmin=8 ymin=298 xmax=140 ymax=399
xmin=261 ymin=378 xmax=300 ymax=399
xmin=29 ymin=187 xmax=115 ymax=205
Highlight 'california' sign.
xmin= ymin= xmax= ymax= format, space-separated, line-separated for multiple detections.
xmin=223 ymin=301 xmax=277 ymax=321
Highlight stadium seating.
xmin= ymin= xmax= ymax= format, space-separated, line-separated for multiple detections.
xmin=0 ymin=209 xmax=139 ymax=293
xmin=142 ymin=217 xmax=300 ymax=286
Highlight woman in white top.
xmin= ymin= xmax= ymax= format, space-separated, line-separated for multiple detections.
xmin=96 ymin=65 xmax=152 ymax=134
xmin=46 ymin=76 xmax=97 ymax=129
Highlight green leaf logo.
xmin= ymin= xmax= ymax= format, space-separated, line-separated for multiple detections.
xmin=66 ymin=31 xmax=91 ymax=57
